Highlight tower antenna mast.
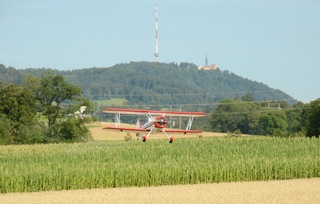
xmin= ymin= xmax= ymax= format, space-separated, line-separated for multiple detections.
xmin=205 ymin=54 xmax=208 ymax=67
xmin=154 ymin=2 xmax=159 ymax=63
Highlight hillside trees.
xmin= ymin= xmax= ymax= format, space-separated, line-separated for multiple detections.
xmin=1 ymin=63 xmax=296 ymax=107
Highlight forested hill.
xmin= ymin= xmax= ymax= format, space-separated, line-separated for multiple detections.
xmin=1 ymin=62 xmax=295 ymax=108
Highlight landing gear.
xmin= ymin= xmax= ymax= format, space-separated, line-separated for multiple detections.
xmin=142 ymin=135 xmax=147 ymax=142
xmin=169 ymin=136 xmax=174 ymax=143
xmin=140 ymin=128 xmax=174 ymax=143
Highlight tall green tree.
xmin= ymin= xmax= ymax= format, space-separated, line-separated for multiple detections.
xmin=0 ymin=114 xmax=13 ymax=144
xmin=306 ymin=98 xmax=320 ymax=137
xmin=285 ymin=102 xmax=306 ymax=136
xmin=241 ymin=92 xmax=254 ymax=102
xmin=258 ymin=111 xmax=288 ymax=136
xmin=210 ymin=99 xmax=262 ymax=134
xmin=36 ymin=74 xmax=82 ymax=128
xmin=33 ymin=73 xmax=94 ymax=141
xmin=0 ymin=75 xmax=95 ymax=145
xmin=0 ymin=83 xmax=43 ymax=144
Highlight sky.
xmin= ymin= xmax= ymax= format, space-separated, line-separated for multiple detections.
xmin=1 ymin=0 xmax=319 ymax=103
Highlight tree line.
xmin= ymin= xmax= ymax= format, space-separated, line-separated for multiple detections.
xmin=206 ymin=93 xmax=319 ymax=137
xmin=0 ymin=74 xmax=95 ymax=145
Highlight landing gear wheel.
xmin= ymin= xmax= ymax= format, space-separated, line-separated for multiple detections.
xmin=142 ymin=135 xmax=147 ymax=142
xmin=169 ymin=136 xmax=174 ymax=143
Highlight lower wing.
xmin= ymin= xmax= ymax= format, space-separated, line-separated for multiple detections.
xmin=102 ymin=127 xmax=202 ymax=134
xmin=164 ymin=129 xmax=202 ymax=134
xmin=102 ymin=126 xmax=150 ymax=132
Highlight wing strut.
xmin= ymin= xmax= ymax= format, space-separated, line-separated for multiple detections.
xmin=186 ymin=116 xmax=195 ymax=130
xmin=115 ymin=112 xmax=120 ymax=128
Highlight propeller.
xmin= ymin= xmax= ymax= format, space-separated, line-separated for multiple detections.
xmin=154 ymin=119 xmax=174 ymax=126
xmin=154 ymin=116 xmax=175 ymax=128
xmin=154 ymin=116 xmax=166 ymax=128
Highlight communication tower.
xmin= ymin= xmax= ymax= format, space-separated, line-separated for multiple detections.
xmin=205 ymin=54 xmax=208 ymax=67
xmin=154 ymin=2 xmax=159 ymax=63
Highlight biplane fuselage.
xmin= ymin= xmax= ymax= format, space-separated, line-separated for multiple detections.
xmin=102 ymin=108 xmax=206 ymax=143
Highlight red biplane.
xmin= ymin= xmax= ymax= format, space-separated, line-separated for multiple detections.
xmin=102 ymin=108 xmax=206 ymax=143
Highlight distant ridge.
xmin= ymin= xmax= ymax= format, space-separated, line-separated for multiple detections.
xmin=0 ymin=62 xmax=296 ymax=109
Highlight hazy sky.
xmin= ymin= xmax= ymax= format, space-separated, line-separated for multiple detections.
xmin=1 ymin=0 xmax=319 ymax=102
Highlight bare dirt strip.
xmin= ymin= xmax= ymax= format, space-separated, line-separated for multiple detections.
xmin=1 ymin=178 xmax=320 ymax=204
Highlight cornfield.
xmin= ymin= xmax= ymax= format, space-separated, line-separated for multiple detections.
xmin=0 ymin=137 xmax=319 ymax=193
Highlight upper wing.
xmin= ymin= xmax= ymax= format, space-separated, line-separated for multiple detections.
xmin=103 ymin=108 xmax=206 ymax=117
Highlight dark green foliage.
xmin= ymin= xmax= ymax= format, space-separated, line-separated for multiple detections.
xmin=210 ymin=98 xmax=303 ymax=136
xmin=0 ymin=74 xmax=94 ymax=145
xmin=258 ymin=111 xmax=288 ymax=136
xmin=36 ymin=73 xmax=82 ymax=128
xmin=0 ymin=83 xmax=43 ymax=144
xmin=0 ymin=114 xmax=13 ymax=144
xmin=285 ymin=102 xmax=306 ymax=135
xmin=210 ymin=98 xmax=262 ymax=134
xmin=241 ymin=92 xmax=254 ymax=102
xmin=209 ymin=98 xmax=320 ymax=137
xmin=47 ymin=117 xmax=92 ymax=143
xmin=306 ymin=99 xmax=320 ymax=137
xmin=36 ymin=74 xmax=94 ymax=142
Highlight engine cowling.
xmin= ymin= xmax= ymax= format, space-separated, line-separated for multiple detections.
xmin=154 ymin=115 xmax=167 ymax=128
